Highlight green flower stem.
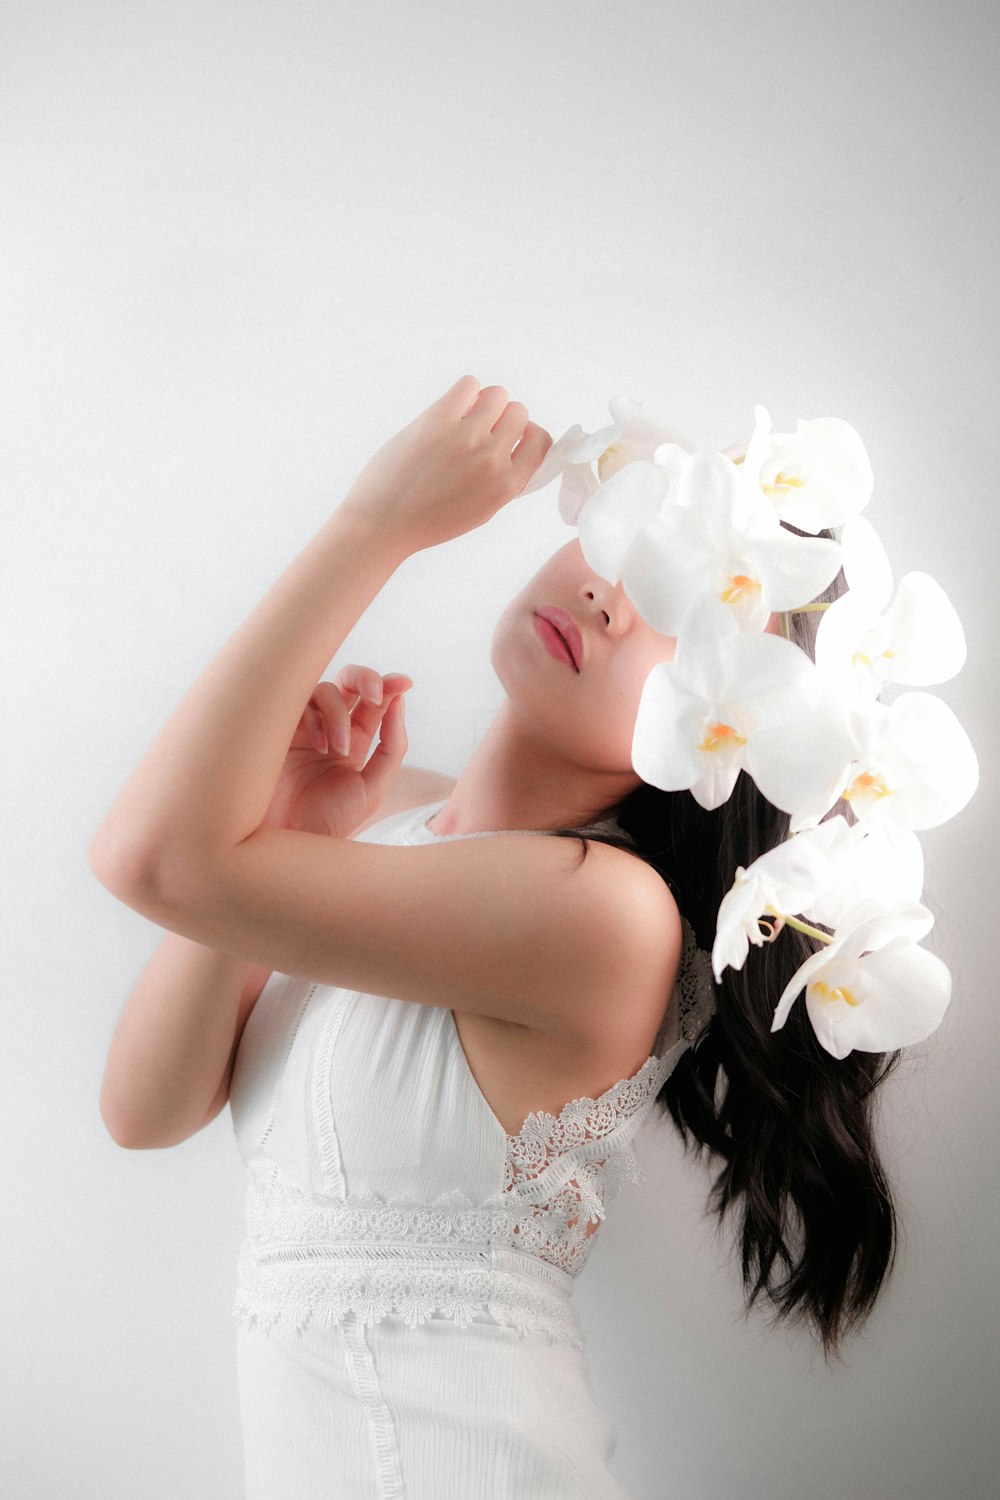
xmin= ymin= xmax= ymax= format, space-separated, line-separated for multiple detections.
xmin=789 ymin=602 xmax=831 ymax=612
xmin=765 ymin=906 xmax=835 ymax=944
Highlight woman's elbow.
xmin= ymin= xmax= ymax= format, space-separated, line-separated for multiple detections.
xmin=98 ymin=1093 xmax=209 ymax=1150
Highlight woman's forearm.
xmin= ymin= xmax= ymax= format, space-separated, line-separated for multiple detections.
xmin=99 ymin=932 xmax=270 ymax=1148
xmin=89 ymin=500 xmax=412 ymax=882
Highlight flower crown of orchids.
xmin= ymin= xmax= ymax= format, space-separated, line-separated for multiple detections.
xmin=522 ymin=398 xmax=979 ymax=1062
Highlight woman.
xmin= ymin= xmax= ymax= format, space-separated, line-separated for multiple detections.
xmin=92 ymin=376 xmax=900 ymax=1498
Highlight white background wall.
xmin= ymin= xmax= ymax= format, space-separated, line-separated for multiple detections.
xmin=3 ymin=1 xmax=996 ymax=1495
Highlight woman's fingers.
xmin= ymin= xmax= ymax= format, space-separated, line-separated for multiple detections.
xmin=510 ymin=421 xmax=553 ymax=491
xmin=462 ymin=384 xmax=508 ymax=433
xmin=492 ymin=400 xmax=529 ymax=449
xmin=307 ymin=702 xmax=328 ymax=754
xmin=312 ymin=669 xmax=413 ymax=760
xmin=359 ymin=691 xmax=408 ymax=804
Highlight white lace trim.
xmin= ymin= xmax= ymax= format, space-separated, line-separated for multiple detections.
xmin=674 ymin=913 xmax=718 ymax=1045
xmin=502 ymin=1047 xmax=682 ymax=1267
xmin=234 ymin=1043 xmax=687 ymax=1346
xmin=233 ymin=1176 xmax=585 ymax=1350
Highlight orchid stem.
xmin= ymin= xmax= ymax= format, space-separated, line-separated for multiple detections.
xmin=789 ymin=602 xmax=831 ymax=612
xmin=765 ymin=906 xmax=835 ymax=944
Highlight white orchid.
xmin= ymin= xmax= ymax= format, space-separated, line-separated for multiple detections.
xmin=711 ymin=817 xmax=847 ymax=982
xmin=631 ymin=595 xmax=855 ymax=811
xmin=578 ymin=448 xmax=844 ymax=638
xmin=747 ymin=686 xmax=979 ymax=832
xmin=769 ymin=897 xmax=951 ymax=1060
xmin=740 ymin=404 xmax=875 ymax=533
xmin=815 ymin=514 xmax=968 ymax=702
xmin=521 ymin=396 xmax=694 ymax=527
xmin=712 ymin=815 xmax=941 ymax=1056
xmin=529 ymin=392 xmax=976 ymax=1061
xmin=712 ymin=814 xmax=924 ymax=984
xmin=797 ymin=815 xmax=925 ymax=929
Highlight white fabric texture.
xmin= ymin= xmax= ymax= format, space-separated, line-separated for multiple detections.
xmin=229 ymin=799 xmax=692 ymax=1498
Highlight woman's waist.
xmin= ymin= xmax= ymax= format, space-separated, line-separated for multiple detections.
xmin=234 ymin=1228 xmax=584 ymax=1350
xmin=243 ymin=1177 xmax=575 ymax=1289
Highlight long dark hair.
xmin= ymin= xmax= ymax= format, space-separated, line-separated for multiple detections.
xmin=550 ymin=525 xmax=905 ymax=1364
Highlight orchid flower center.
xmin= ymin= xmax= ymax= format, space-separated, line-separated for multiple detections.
xmin=811 ymin=979 xmax=861 ymax=1007
xmin=843 ymin=769 xmax=893 ymax=803
xmin=720 ymin=573 xmax=761 ymax=604
xmin=852 ymin=646 xmax=897 ymax=670
xmin=698 ymin=721 xmax=747 ymax=754
xmin=597 ymin=442 xmax=623 ymax=480
xmin=763 ymin=467 xmax=806 ymax=498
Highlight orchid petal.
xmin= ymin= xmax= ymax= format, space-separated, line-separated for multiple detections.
xmin=576 ymin=461 xmax=672 ymax=583
xmin=652 ymin=440 xmax=697 ymax=479
xmin=745 ymin=701 xmax=857 ymax=824
xmin=771 ymin=897 xmax=934 ymax=1035
xmin=722 ymin=630 xmax=818 ymax=722
xmin=746 ymin=527 xmax=844 ymax=612
xmin=878 ymin=571 xmax=968 ymax=686
xmin=619 ymin=508 xmax=717 ymax=636
xmin=806 ymin=940 xmax=951 ymax=1058
xmin=671 ymin=593 xmax=742 ymax=702
xmin=843 ymin=691 xmax=979 ymax=831
xmin=566 ymin=419 xmax=627 ymax=466
xmin=838 ymin=515 xmax=893 ymax=608
xmin=689 ymin=754 xmax=744 ymax=812
xmin=677 ymin=450 xmax=744 ymax=536
xmin=712 ymin=822 xmax=845 ymax=982
xmin=631 ymin=664 xmax=707 ymax=793
xmin=814 ymin=591 xmax=886 ymax=701
xmin=804 ymin=821 xmax=925 ymax=928
xmin=557 ymin=463 xmax=600 ymax=527
xmin=749 ymin=415 xmax=875 ymax=532
xmin=521 ymin=424 xmax=587 ymax=495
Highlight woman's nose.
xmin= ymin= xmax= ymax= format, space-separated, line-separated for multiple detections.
xmin=582 ymin=581 xmax=624 ymax=630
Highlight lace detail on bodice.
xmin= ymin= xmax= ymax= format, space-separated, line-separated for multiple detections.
xmin=234 ymin=1174 xmax=587 ymax=1349
xmin=674 ymin=913 xmax=718 ymax=1045
xmin=233 ymin=1042 xmax=686 ymax=1348
xmin=502 ymin=1050 xmax=674 ymax=1273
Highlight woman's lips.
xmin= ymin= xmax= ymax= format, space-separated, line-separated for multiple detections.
xmin=533 ymin=614 xmax=578 ymax=669
xmin=535 ymin=605 xmax=583 ymax=668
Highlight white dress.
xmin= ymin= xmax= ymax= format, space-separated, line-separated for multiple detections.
xmin=229 ymin=799 xmax=704 ymax=1499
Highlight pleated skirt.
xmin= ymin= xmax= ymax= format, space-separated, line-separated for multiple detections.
xmin=236 ymin=1311 xmax=634 ymax=1499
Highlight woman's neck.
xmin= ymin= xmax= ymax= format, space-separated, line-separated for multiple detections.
xmin=428 ymin=700 xmax=637 ymax=837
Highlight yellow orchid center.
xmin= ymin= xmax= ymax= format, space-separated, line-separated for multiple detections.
xmin=811 ymin=979 xmax=861 ymax=1007
xmin=762 ymin=467 xmax=806 ymax=498
xmin=597 ymin=442 xmax=623 ymax=480
xmin=843 ymin=770 xmax=893 ymax=802
xmin=852 ymin=647 xmax=896 ymax=670
xmin=698 ymin=721 xmax=747 ymax=753
xmin=720 ymin=573 xmax=761 ymax=604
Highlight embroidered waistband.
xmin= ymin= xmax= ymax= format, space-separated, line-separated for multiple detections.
xmin=234 ymin=1172 xmax=584 ymax=1350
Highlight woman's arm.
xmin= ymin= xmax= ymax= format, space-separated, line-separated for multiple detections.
xmin=88 ymin=504 xmax=408 ymax=883
xmin=98 ymin=766 xmax=451 ymax=1150
xmin=99 ymin=933 xmax=271 ymax=1149
xmin=87 ymin=377 xmax=548 ymax=888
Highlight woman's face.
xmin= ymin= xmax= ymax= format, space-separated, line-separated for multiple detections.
xmin=489 ymin=537 xmax=681 ymax=789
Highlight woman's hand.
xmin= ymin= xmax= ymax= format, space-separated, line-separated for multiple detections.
xmin=339 ymin=375 xmax=553 ymax=553
xmin=258 ymin=666 xmax=413 ymax=841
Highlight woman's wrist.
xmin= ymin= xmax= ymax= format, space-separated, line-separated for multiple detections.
xmin=334 ymin=487 xmax=425 ymax=562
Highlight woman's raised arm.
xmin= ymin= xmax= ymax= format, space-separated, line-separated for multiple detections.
xmin=99 ymin=932 xmax=271 ymax=1150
